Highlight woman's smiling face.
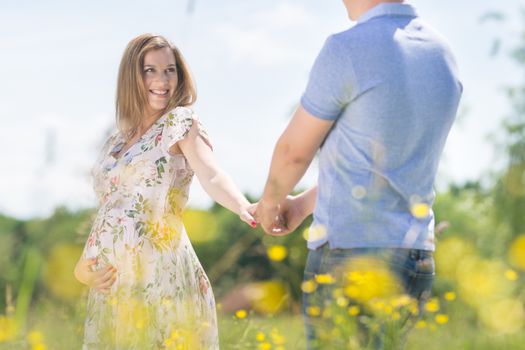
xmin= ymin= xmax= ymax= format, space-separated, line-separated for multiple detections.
xmin=142 ymin=47 xmax=178 ymax=117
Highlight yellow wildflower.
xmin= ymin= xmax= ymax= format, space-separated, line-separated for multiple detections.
xmin=267 ymin=245 xmax=288 ymax=262
xmin=343 ymin=257 xmax=401 ymax=303
xmin=258 ymin=343 xmax=272 ymax=350
xmin=415 ymin=320 xmax=426 ymax=329
xmin=443 ymin=292 xmax=456 ymax=301
xmin=255 ymin=331 xmax=265 ymax=342
xmin=0 ymin=315 xmax=18 ymax=342
xmin=505 ymin=269 xmax=519 ymax=281
xmin=508 ymin=235 xmax=525 ymax=271
xmin=435 ymin=314 xmax=449 ymax=325
xmin=27 ymin=330 xmax=44 ymax=344
xmin=425 ymin=298 xmax=440 ymax=313
xmin=315 ymin=274 xmax=335 ymax=284
xmin=235 ymin=309 xmax=247 ymax=319
xmin=348 ymin=305 xmax=360 ymax=316
xmin=301 ymin=280 xmax=317 ymax=294
xmin=336 ymin=297 xmax=349 ymax=307
xmin=306 ymin=306 xmax=321 ymax=317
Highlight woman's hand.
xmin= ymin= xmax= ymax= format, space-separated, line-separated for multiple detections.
xmin=240 ymin=203 xmax=258 ymax=228
xmin=74 ymin=258 xmax=117 ymax=295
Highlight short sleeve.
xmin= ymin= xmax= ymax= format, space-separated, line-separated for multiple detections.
xmin=300 ymin=35 xmax=354 ymax=121
xmin=161 ymin=107 xmax=212 ymax=155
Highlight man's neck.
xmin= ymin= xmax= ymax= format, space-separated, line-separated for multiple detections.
xmin=347 ymin=0 xmax=404 ymax=21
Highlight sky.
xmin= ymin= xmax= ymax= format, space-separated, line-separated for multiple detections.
xmin=1 ymin=0 xmax=524 ymax=219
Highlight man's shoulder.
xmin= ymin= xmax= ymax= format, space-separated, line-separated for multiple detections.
xmin=329 ymin=20 xmax=387 ymax=46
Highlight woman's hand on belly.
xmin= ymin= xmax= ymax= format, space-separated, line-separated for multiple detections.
xmin=74 ymin=258 xmax=118 ymax=295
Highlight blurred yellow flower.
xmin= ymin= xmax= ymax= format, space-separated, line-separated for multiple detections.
xmin=390 ymin=295 xmax=414 ymax=308
xmin=301 ymin=280 xmax=317 ymax=294
xmin=508 ymin=235 xmax=525 ymax=271
xmin=435 ymin=314 xmax=449 ymax=325
xmin=479 ymin=298 xmax=524 ymax=334
xmin=235 ymin=309 xmax=247 ymax=319
xmin=0 ymin=315 xmax=17 ymax=342
xmin=343 ymin=257 xmax=401 ymax=303
xmin=255 ymin=331 xmax=265 ymax=342
xmin=444 ymin=292 xmax=456 ymax=301
xmin=267 ymin=245 xmax=288 ymax=262
xmin=456 ymin=256 xmax=515 ymax=308
xmin=27 ymin=330 xmax=47 ymax=350
xmin=164 ymin=328 xmax=199 ymax=350
xmin=410 ymin=203 xmax=430 ymax=219
xmin=383 ymin=305 xmax=394 ymax=315
xmin=505 ymin=269 xmax=519 ymax=281
xmin=249 ymin=280 xmax=290 ymax=315
xmin=270 ymin=328 xmax=285 ymax=345
xmin=415 ymin=320 xmax=426 ymax=329
xmin=315 ymin=274 xmax=335 ymax=284
xmin=306 ymin=306 xmax=321 ymax=317
xmin=336 ymin=297 xmax=349 ymax=307
xmin=348 ymin=305 xmax=360 ymax=316
xmin=113 ymin=297 xmax=151 ymax=346
xmin=27 ymin=330 xmax=44 ymax=344
xmin=435 ymin=237 xmax=475 ymax=279
xmin=425 ymin=298 xmax=440 ymax=313
xmin=258 ymin=343 xmax=272 ymax=350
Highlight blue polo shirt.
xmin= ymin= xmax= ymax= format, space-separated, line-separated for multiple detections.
xmin=301 ymin=3 xmax=462 ymax=251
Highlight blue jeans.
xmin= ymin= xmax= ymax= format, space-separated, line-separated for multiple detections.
xmin=302 ymin=244 xmax=434 ymax=350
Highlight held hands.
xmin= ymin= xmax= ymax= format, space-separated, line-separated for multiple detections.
xmin=251 ymin=195 xmax=307 ymax=236
xmin=74 ymin=258 xmax=117 ymax=295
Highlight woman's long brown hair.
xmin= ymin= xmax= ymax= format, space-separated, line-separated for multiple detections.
xmin=116 ymin=34 xmax=196 ymax=140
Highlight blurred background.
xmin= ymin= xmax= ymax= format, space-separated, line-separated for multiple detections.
xmin=1 ymin=0 xmax=525 ymax=349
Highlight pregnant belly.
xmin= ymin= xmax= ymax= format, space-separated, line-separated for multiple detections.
xmin=85 ymin=209 xmax=142 ymax=268
xmin=86 ymin=209 xmax=185 ymax=271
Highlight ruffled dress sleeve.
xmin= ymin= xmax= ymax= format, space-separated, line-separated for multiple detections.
xmin=161 ymin=106 xmax=212 ymax=155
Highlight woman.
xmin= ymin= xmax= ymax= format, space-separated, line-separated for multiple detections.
xmin=74 ymin=33 xmax=256 ymax=349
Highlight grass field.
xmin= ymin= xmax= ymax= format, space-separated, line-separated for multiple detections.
xmin=2 ymin=298 xmax=525 ymax=350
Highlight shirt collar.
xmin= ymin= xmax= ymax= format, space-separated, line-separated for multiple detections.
xmin=357 ymin=3 xmax=417 ymax=24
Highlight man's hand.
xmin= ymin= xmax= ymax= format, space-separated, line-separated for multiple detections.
xmin=253 ymin=194 xmax=310 ymax=236
xmin=252 ymin=201 xmax=287 ymax=235
xmin=74 ymin=258 xmax=117 ymax=295
xmin=275 ymin=195 xmax=309 ymax=235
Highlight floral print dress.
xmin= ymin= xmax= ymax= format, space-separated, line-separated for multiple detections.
xmin=81 ymin=107 xmax=218 ymax=349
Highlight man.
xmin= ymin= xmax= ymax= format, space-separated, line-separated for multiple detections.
xmin=254 ymin=0 xmax=462 ymax=349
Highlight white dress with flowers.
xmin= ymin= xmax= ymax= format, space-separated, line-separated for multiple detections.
xmin=81 ymin=107 xmax=218 ymax=349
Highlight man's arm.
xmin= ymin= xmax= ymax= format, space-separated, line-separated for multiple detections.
xmin=256 ymin=105 xmax=334 ymax=233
